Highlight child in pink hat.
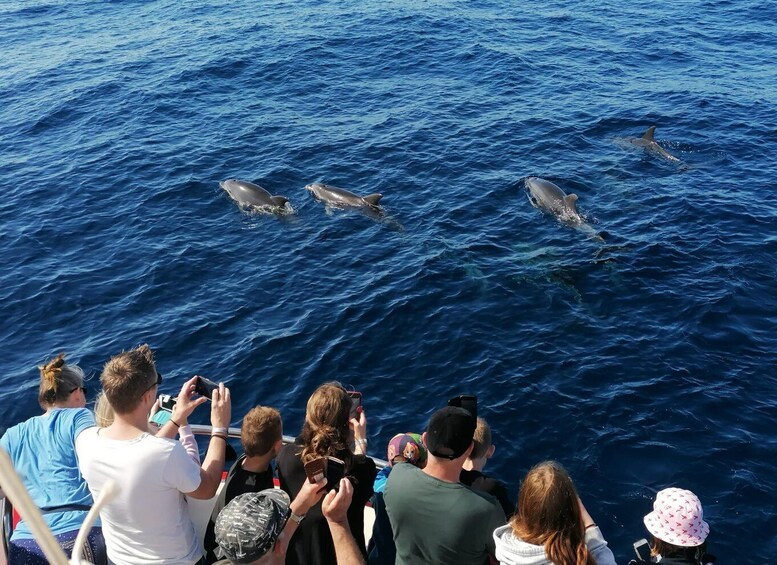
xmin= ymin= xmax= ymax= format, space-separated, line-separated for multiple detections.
xmin=634 ymin=487 xmax=716 ymax=565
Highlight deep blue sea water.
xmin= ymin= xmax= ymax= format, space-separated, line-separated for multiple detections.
xmin=2 ymin=0 xmax=776 ymax=561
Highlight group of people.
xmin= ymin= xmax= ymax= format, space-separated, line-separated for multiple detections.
xmin=0 ymin=346 xmax=717 ymax=565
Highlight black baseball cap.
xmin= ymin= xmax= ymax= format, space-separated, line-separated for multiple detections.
xmin=425 ymin=406 xmax=476 ymax=460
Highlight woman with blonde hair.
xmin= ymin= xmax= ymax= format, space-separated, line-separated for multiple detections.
xmin=277 ymin=382 xmax=376 ymax=565
xmin=0 ymin=353 xmax=107 ymax=564
xmin=493 ymin=461 xmax=617 ymax=565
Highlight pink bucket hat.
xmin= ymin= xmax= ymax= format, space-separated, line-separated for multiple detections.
xmin=644 ymin=488 xmax=709 ymax=547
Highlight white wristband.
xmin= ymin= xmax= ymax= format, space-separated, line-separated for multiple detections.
xmin=212 ymin=427 xmax=228 ymax=435
xmin=355 ymin=439 xmax=368 ymax=445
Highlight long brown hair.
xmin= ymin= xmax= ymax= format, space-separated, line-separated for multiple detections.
xmin=510 ymin=461 xmax=596 ymax=565
xmin=38 ymin=353 xmax=84 ymax=409
xmin=299 ymin=382 xmax=353 ymax=470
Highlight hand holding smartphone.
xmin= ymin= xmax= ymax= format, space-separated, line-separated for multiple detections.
xmin=348 ymin=391 xmax=363 ymax=419
xmin=303 ymin=456 xmax=347 ymax=491
xmin=325 ymin=457 xmax=345 ymax=489
xmin=194 ymin=376 xmax=219 ymax=399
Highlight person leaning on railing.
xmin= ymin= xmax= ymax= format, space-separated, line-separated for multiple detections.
xmin=0 ymin=353 xmax=107 ymax=565
xmin=75 ymin=344 xmax=231 ymax=565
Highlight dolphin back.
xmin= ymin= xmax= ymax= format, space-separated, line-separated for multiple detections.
xmin=642 ymin=125 xmax=657 ymax=141
xmin=563 ymin=193 xmax=579 ymax=215
xmin=270 ymin=195 xmax=289 ymax=208
xmin=362 ymin=193 xmax=382 ymax=207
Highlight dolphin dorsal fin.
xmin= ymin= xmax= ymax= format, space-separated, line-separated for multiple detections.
xmin=643 ymin=126 xmax=657 ymax=141
xmin=564 ymin=193 xmax=579 ymax=213
xmin=362 ymin=193 xmax=383 ymax=207
xmin=271 ymin=196 xmax=289 ymax=208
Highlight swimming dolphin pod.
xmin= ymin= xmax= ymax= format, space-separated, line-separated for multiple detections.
xmin=220 ymin=179 xmax=289 ymax=211
xmin=305 ymin=182 xmax=383 ymax=209
xmin=627 ymin=126 xmax=681 ymax=163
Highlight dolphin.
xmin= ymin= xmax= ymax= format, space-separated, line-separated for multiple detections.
xmin=526 ymin=177 xmax=605 ymax=242
xmin=305 ymin=182 xmax=383 ymax=209
xmin=526 ymin=177 xmax=582 ymax=223
xmin=626 ymin=126 xmax=681 ymax=163
xmin=220 ymin=179 xmax=289 ymax=210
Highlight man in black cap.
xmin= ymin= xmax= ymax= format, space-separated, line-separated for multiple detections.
xmin=383 ymin=406 xmax=506 ymax=565
xmin=213 ymin=477 xmax=364 ymax=565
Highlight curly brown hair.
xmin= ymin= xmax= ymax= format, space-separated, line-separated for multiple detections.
xmin=299 ymin=382 xmax=354 ymax=471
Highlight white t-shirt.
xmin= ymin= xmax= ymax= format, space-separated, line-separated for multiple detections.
xmin=76 ymin=427 xmax=203 ymax=565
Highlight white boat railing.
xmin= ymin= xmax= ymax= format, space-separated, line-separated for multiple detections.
xmin=187 ymin=425 xmax=389 ymax=469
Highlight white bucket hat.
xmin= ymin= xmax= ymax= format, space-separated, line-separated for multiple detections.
xmin=644 ymin=487 xmax=709 ymax=547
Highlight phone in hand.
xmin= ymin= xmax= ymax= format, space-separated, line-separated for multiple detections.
xmin=326 ymin=456 xmax=345 ymax=490
xmin=448 ymin=394 xmax=477 ymax=420
xmin=194 ymin=376 xmax=219 ymax=399
xmin=633 ymin=538 xmax=650 ymax=561
xmin=159 ymin=394 xmax=177 ymax=412
xmin=348 ymin=391 xmax=363 ymax=419
xmin=304 ymin=458 xmax=326 ymax=484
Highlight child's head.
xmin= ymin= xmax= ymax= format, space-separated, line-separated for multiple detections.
xmin=644 ymin=488 xmax=709 ymax=559
xmin=469 ymin=417 xmax=495 ymax=461
xmin=94 ymin=391 xmax=115 ymax=427
xmin=242 ymin=406 xmax=283 ymax=458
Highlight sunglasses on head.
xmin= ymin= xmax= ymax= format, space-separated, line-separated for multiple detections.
xmin=144 ymin=371 xmax=163 ymax=394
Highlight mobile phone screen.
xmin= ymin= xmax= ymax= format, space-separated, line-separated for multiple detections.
xmin=194 ymin=376 xmax=219 ymax=399
xmin=633 ymin=539 xmax=650 ymax=561
xmin=326 ymin=456 xmax=345 ymax=490
xmin=159 ymin=395 xmax=177 ymax=412
xmin=348 ymin=392 xmax=362 ymax=419
xmin=448 ymin=394 xmax=477 ymax=420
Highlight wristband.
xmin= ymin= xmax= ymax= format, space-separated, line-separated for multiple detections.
xmin=170 ymin=419 xmax=181 ymax=428
xmin=211 ymin=427 xmax=228 ymax=435
xmin=289 ymin=511 xmax=305 ymax=524
xmin=585 ymin=523 xmax=597 ymax=530
xmin=211 ymin=434 xmax=228 ymax=442
xmin=355 ymin=439 xmax=368 ymax=445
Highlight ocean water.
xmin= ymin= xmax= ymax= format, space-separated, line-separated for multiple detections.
xmin=1 ymin=0 xmax=776 ymax=560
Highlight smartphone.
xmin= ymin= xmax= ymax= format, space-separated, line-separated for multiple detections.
xmin=149 ymin=409 xmax=173 ymax=427
xmin=159 ymin=394 xmax=177 ymax=412
xmin=326 ymin=456 xmax=345 ymax=490
xmin=448 ymin=394 xmax=477 ymax=420
xmin=348 ymin=391 xmax=362 ymax=419
xmin=194 ymin=376 xmax=219 ymax=399
xmin=304 ymin=458 xmax=326 ymax=484
xmin=633 ymin=538 xmax=650 ymax=561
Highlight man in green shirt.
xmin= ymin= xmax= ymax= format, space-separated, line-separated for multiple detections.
xmin=384 ymin=407 xmax=506 ymax=564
